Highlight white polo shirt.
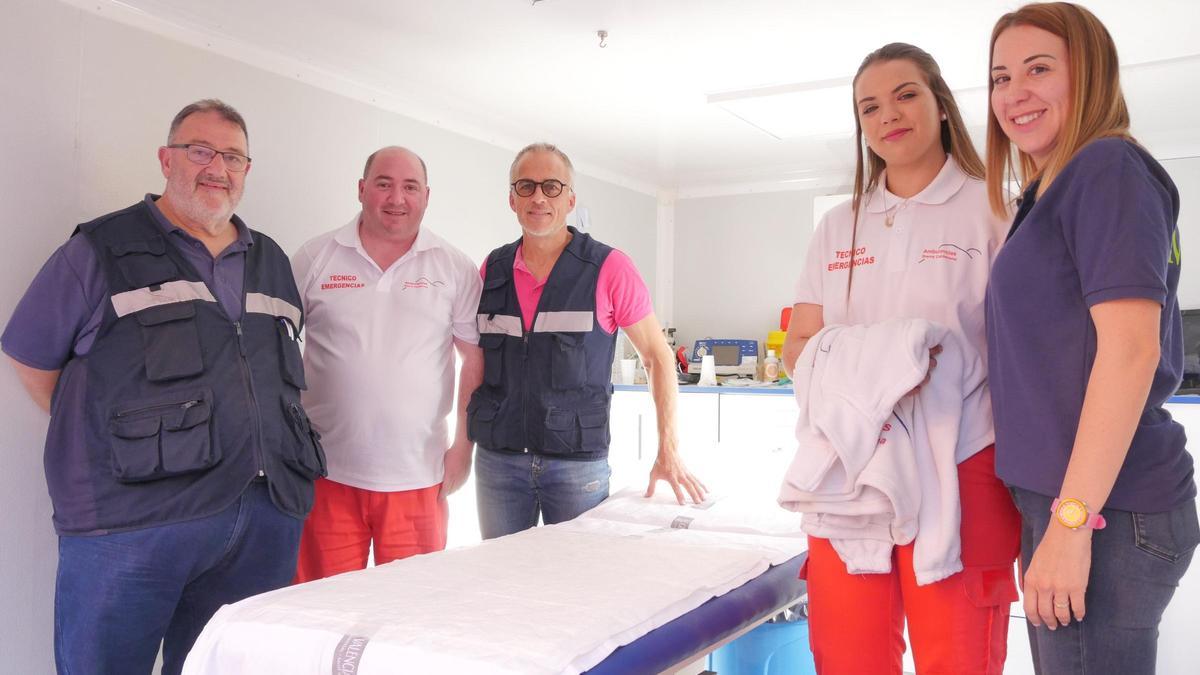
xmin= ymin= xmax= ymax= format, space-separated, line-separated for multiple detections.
xmin=292 ymin=215 xmax=482 ymax=491
xmin=795 ymin=157 xmax=1008 ymax=461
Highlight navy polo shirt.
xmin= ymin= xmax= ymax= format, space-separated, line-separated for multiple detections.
xmin=986 ymin=138 xmax=1194 ymax=512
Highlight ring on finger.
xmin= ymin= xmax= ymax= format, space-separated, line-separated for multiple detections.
xmin=1053 ymin=600 xmax=1070 ymax=609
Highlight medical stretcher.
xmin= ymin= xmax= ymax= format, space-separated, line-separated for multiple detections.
xmin=182 ymin=488 xmax=807 ymax=675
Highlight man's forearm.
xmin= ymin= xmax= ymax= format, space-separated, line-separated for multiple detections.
xmin=452 ymin=342 xmax=484 ymax=447
xmin=644 ymin=350 xmax=679 ymax=454
xmin=8 ymin=357 xmax=59 ymax=414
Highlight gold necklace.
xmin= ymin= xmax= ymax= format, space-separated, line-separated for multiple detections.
xmin=884 ymin=196 xmax=910 ymax=228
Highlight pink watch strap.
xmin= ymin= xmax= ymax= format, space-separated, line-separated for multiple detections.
xmin=1051 ymin=498 xmax=1107 ymax=529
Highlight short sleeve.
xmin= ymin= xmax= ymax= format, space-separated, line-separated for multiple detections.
xmin=596 ymin=249 xmax=652 ymax=333
xmin=290 ymin=244 xmax=315 ymax=314
xmin=451 ymin=252 xmax=483 ymax=344
xmin=1 ymin=234 xmax=106 ymax=370
xmin=1062 ymin=146 xmax=1174 ymax=307
xmin=795 ymin=212 xmax=831 ymax=306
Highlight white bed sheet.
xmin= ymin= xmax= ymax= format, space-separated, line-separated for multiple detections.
xmin=182 ymin=488 xmax=805 ymax=675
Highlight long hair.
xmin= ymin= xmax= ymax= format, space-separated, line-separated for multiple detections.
xmin=843 ymin=44 xmax=983 ymax=308
xmin=985 ymin=2 xmax=1132 ymax=216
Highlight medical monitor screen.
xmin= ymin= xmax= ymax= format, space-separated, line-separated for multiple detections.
xmin=713 ymin=345 xmax=741 ymax=366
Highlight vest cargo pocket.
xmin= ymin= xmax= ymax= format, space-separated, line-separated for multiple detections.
xmin=578 ymin=407 xmax=610 ymax=452
xmin=282 ymin=399 xmax=327 ymax=479
xmin=543 ymin=408 xmax=579 ymax=454
xmin=467 ymin=396 xmax=500 ymax=449
xmin=276 ymin=318 xmax=306 ymax=389
xmin=479 ymin=333 xmax=505 ymax=386
xmin=110 ymin=236 xmax=178 ymax=288
xmin=136 ymin=302 xmax=204 ymax=381
xmin=551 ymin=333 xmax=587 ymax=390
xmin=108 ymin=389 xmax=215 ymax=482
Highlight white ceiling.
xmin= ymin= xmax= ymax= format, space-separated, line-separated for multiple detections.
xmin=70 ymin=0 xmax=1200 ymax=196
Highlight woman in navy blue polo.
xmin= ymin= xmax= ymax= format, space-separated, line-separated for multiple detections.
xmin=985 ymin=3 xmax=1199 ymax=672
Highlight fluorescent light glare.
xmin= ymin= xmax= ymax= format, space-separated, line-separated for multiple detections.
xmin=710 ymin=80 xmax=991 ymax=140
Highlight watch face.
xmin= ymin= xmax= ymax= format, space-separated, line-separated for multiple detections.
xmin=1057 ymin=499 xmax=1088 ymax=528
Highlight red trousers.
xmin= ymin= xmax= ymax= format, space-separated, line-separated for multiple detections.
xmin=804 ymin=446 xmax=1020 ymax=674
xmin=293 ymin=478 xmax=448 ymax=584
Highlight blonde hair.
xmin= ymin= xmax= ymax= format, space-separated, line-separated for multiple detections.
xmin=985 ymin=2 xmax=1133 ymax=216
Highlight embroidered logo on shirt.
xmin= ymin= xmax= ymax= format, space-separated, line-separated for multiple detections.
xmin=401 ymin=276 xmax=446 ymax=290
xmin=321 ymin=274 xmax=365 ymax=290
xmin=917 ymin=244 xmax=981 ymax=263
xmin=827 ymin=246 xmax=876 ymax=271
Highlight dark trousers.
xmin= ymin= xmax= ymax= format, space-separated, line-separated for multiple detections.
xmin=1011 ymin=487 xmax=1199 ymax=674
xmin=54 ymin=481 xmax=302 ymax=675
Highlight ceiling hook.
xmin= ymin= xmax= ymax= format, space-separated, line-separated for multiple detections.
xmin=597 ymin=30 xmax=608 ymax=48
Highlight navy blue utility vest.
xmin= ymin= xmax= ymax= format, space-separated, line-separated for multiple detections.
xmin=56 ymin=201 xmax=325 ymax=534
xmin=468 ymin=227 xmax=617 ymax=460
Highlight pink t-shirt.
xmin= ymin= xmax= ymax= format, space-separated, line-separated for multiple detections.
xmin=481 ymin=246 xmax=653 ymax=333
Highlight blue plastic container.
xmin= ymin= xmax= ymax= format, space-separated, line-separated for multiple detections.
xmin=708 ymin=618 xmax=817 ymax=675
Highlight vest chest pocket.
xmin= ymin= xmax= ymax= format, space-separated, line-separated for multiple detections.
xmin=136 ymin=302 xmax=205 ymax=381
xmin=281 ymin=399 xmax=327 ymax=480
xmin=551 ymin=333 xmax=587 ymax=390
xmin=479 ymin=333 xmax=506 ymax=386
xmin=478 ymin=275 xmax=509 ymax=314
xmin=108 ymin=389 xmax=216 ymax=482
xmin=110 ymin=237 xmax=178 ymax=288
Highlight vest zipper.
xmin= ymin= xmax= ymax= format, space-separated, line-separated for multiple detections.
xmin=114 ymin=399 xmax=201 ymax=418
xmin=234 ymin=321 xmax=267 ymax=477
xmin=522 ymin=331 xmax=529 ymax=452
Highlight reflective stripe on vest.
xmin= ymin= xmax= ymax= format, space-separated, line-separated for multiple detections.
xmin=246 ymin=292 xmax=302 ymax=326
xmin=111 ymin=280 xmax=216 ymax=317
xmin=477 ymin=313 xmax=523 ymax=337
xmin=532 ymin=310 xmax=594 ymax=333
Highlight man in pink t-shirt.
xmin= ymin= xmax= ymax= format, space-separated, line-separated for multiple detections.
xmin=469 ymin=143 xmax=706 ymax=539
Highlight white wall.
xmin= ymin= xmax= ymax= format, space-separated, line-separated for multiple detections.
xmin=671 ymin=187 xmax=846 ymax=350
xmin=672 ymin=155 xmax=1200 ymax=347
xmin=0 ymin=1 xmax=657 ymax=671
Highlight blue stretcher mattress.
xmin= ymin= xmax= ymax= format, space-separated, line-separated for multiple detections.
xmin=586 ymin=553 xmax=808 ymax=674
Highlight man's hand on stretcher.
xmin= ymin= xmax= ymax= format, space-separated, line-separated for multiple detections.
xmin=645 ymin=441 xmax=708 ymax=505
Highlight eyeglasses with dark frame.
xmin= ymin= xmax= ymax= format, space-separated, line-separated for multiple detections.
xmin=166 ymin=144 xmax=252 ymax=172
xmin=510 ymin=178 xmax=570 ymax=198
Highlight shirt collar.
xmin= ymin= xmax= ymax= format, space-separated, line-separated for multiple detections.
xmin=143 ymin=193 xmax=253 ymax=249
xmin=864 ymin=155 xmax=967 ymax=213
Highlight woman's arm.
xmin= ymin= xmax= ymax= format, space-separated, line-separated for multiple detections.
xmin=1022 ymin=297 xmax=1161 ymax=629
xmin=781 ymin=303 xmax=824 ymax=377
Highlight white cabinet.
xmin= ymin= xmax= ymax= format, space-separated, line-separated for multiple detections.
xmin=608 ymin=389 xmax=719 ymax=493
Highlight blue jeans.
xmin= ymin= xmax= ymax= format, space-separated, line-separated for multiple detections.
xmin=54 ymin=481 xmax=302 ymax=675
xmin=1010 ymin=487 xmax=1199 ymax=674
xmin=475 ymin=448 xmax=611 ymax=539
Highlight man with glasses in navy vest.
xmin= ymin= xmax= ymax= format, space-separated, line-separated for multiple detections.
xmin=2 ymin=99 xmax=324 ymax=675
xmin=470 ymin=142 xmax=707 ymax=539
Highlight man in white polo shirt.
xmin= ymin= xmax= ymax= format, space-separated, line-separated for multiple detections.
xmin=291 ymin=146 xmax=483 ymax=581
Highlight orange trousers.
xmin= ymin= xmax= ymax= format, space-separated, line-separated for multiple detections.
xmin=804 ymin=446 xmax=1020 ymax=674
xmin=293 ymin=478 xmax=448 ymax=584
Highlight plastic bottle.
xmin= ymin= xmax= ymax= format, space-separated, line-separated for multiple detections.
xmin=763 ymin=349 xmax=780 ymax=383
